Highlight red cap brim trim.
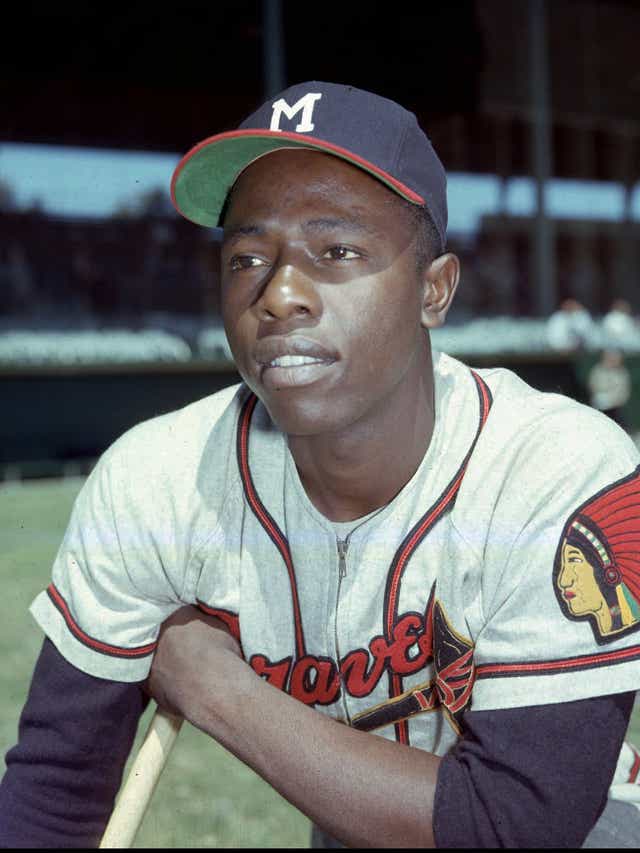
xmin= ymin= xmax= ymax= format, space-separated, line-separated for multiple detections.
xmin=170 ymin=128 xmax=425 ymax=220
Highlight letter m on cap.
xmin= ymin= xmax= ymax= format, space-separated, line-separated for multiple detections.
xmin=270 ymin=93 xmax=322 ymax=133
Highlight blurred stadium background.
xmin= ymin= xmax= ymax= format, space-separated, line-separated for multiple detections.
xmin=2 ymin=0 xmax=640 ymax=845
xmin=1 ymin=0 xmax=640 ymax=479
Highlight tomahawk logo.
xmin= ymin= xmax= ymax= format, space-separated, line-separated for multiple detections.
xmin=270 ymin=92 xmax=323 ymax=133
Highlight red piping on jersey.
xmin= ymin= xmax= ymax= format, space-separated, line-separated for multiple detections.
xmin=475 ymin=642 xmax=640 ymax=679
xmin=237 ymin=393 xmax=307 ymax=660
xmin=236 ymin=371 xmax=493 ymax=738
xmin=196 ymin=601 xmax=242 ymax=645
xmin=628 ymin=745 xmax=640 ymax=783
xmin=384 ymin=370 xmax=493 ymax=744
xmin=47 ymin=583 xmax=157 ymax=659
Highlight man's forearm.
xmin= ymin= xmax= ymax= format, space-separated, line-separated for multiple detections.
xmin=199 ymin=658 xmax=440 ymax=847
xmin=218 ymin=665 xmax=439 ymax=847
xmin=150 ymin=622 xmax=439 ymax=849
xmin=147 ymin=608 xmax=637 ymax=850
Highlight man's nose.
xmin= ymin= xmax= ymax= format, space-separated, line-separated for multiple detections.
xmin=257 ymin=263 xmax=321 ymax=322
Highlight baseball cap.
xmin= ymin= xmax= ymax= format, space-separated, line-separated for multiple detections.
xmin=170 ymin=81 xmax=448 ymax=245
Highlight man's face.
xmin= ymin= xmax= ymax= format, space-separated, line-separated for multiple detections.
xmin=220 ymin=149 xmax=430 ymax=436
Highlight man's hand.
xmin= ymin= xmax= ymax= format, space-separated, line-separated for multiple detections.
xmin=145 ymin=606 xmax=244 ymax=727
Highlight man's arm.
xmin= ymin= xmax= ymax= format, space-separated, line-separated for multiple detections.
xmin=146 ymin=607 xmax=634 ymax=849
xmin=146 ymin=608 xmax=440 ymax=848
xmin=0 ymin=638 xmax=148 ymax=848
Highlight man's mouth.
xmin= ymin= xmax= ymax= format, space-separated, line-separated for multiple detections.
xmin=261 ymin=354 xmax=336 ymax=389
xmin=266 ymin=354 xmax=329 ymax=369
xmin=253 ymin=337 xmax=338 ymax=389
xmin=563 ymin=590 xmax=576 ymax=600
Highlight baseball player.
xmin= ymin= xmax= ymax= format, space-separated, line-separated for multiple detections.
xmin=2 ymin=81 xmax=640 ymax=848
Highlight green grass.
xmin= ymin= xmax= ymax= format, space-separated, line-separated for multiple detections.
xmin=0 ymin=477 xmax=311 ymax=848
xmin=2 ymin=477 xmax=640 ymax=847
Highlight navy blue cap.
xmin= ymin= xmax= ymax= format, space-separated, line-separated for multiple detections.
xmin=171 ymin=81 xmax=448 ymax=245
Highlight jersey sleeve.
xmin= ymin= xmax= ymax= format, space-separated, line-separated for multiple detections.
xmin=469 ymin=406 xmax=640 ymax=712
xmin=30 ymin=421 xmax=197 ymax=682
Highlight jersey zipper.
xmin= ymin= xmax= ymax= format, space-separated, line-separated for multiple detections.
xmin=335 ymin=537 xmax=352 ymax=725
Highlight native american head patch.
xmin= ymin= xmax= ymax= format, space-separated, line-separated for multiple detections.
xmin=554 ymin=465 xmax=640 ymax=644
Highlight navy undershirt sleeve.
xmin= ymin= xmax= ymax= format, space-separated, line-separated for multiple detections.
xmin=433 ymin=691 xmax=635 ymax=848
xmin=0 ymin=638 xmax=148 ymax=848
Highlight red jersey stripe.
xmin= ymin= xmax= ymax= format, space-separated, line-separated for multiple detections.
xmin=237 ymin=393 xmax=307 ymax=660
xmin=476 ymin=643 xmax=640 ymax=678
xmin=47 ymin=583 xmax=156 ymax=659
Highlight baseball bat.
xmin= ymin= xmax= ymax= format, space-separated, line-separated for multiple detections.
xmin=99 ymin=706 xmax=184 ymax=848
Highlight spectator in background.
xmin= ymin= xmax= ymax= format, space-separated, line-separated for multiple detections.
xmin=602 ymin=299 xmax=639 ymax=349
xmin=547 ymin=297 xmax=596 ymax=351
xmin=588 ymin=349 xmax=632 ymax=429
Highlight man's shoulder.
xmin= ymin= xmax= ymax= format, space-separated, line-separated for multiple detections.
xmin=470 ymin=360 xmax=632 ymax=452
xmin=95 ymin=382 xmax=250 ymax=508
xmin=446 ymin=357 xmax=639 ymax=517
xmin=110 ymin=381 xmax=246 ymax=458
xmin=436 ymin=351 xmax=596 ymax=442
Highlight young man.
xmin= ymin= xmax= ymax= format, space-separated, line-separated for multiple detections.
xmin=2 ymin=81 xmax=640 ymax=848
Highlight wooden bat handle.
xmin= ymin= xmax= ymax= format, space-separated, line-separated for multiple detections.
xmin=99 ymin=706 xmax=184 ymax=848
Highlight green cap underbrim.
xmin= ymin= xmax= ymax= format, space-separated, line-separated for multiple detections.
xmin=171 ymin=132 xmax=420 ymax=228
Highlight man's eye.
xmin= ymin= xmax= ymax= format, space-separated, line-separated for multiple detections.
xmin=322 ymin=246 xmax=361 ymax=261
xmin=229 ymin=255 xmax=266 ymax=271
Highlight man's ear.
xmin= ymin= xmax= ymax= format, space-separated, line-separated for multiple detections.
xmin=420 ymin=253 xmax=460 ymax=329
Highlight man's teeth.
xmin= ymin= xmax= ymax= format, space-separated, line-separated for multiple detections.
xmin=269 ymin=354 xmax=324 ymax=368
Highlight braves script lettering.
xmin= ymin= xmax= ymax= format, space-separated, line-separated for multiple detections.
xmin=249 ymin=608 xmax=434 ymax=705
xmin=248 ymin=587 xmax=476 ymax=735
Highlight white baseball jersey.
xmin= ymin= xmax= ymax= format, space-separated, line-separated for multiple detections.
xmin=31 ymin=351 xmax=640 ymax=792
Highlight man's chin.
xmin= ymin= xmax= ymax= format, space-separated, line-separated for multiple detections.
xmin=261 ymin=397 xmax=342 ymax=437
xmin=249 ymin=382 xmax=360 ymax=438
